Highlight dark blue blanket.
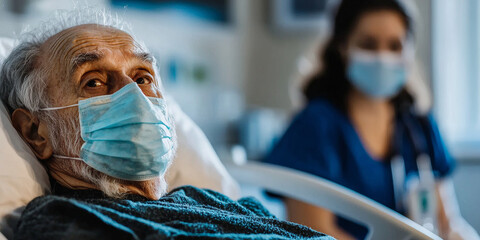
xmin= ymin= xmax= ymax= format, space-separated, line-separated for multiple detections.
xmin=14 ymin=185 xmax=333 ymax=240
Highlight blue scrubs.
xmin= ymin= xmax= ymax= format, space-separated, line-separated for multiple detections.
xmin=265 ymin=98 xmax=455 ymax=239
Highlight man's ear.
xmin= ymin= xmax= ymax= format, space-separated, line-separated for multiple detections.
xmin=11 ymin=108 xmax=53 ymax=160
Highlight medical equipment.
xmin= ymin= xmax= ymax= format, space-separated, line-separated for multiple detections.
xmin=406 ymin=154 xmax=438 ymax=233
xmin=391 ymin=111 xmax=439 ymax=234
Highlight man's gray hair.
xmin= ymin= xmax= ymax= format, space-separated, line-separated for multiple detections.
xmin=0 ymin=8 xmax=154 ymax=113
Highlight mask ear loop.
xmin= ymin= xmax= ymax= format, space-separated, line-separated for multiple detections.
xmin=40 ymin=103 xmax=79 ymax=111
xmin=53 ymin=154 xmax=83 ymax=161
xmin=40 ymin=104 xmax=82 ymax=161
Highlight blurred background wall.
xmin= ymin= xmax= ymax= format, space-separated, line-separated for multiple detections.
xmin=0 ymin=0 xmax=478 ymax=231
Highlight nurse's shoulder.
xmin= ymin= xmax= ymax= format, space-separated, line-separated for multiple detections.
xmin=265 ymin=98 xmax=342 ymax=172
xmin=295 ymin=98 xmax=345 ymax=134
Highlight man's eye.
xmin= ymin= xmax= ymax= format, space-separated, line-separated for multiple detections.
xmin=135 ymin=76 xmax=152 ymax=85
xmin=86 ymin=79 xmax=103 ymax=88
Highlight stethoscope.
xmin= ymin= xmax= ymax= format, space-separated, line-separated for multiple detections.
xmin=389 ymin=109 xmax=434 ymax=214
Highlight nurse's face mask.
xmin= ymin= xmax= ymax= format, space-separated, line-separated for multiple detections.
xmin=40 ymin=83 xmax=176 ymax=181
xmin=347 ymin=49 xmax=409 ymax=99
xmin=344 ymin=9 xmax=412 ymax=99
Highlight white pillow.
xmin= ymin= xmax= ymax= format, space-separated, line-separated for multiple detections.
xmin=165 ymin=100 xmax=240 ymax=197
xmin=0 ymin=38 xmax=15 ymax=64
xmin=0 ymin=37 xmax=239 ymax=239
xmin=0 ymin=37 xmax=51 ymax=239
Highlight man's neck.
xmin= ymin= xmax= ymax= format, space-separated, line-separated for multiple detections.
xmin=47 ymin=160 xmax=164 ymax=200
xmin=48 ymin=165 xmax=97 ymax=190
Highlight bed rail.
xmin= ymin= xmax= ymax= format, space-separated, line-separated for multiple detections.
xmin=226 ymin=161 xmax=441 ymax=240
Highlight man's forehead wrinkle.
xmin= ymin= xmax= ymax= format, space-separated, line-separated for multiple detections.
xmin=37 ymin=28 xmax=84 ymax=86
xmin=66 ymin=42 xmax=108 ymax=65
xmin=65 ymin=33 xmax=135 ymax=60
xmin=46 ymin=37 xmax=70 ymax=64
xmin=41 ymin=29 xmax=78 ymax=68
xmin=73 ymin=34 xmax=134 ymax=45
xmin=64 ymin=34 xmax=135 ymax=77
xmin=44 ymin=24 xmax=133 ymax=60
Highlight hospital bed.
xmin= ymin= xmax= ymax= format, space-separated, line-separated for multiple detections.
xmin=0 ymin=160 xmax=445 ymax=240
xmin=226 ymin=161 xmax=442 ymax=240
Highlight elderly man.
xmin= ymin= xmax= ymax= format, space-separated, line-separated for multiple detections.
xmin=0 ymin=13 xmax=332 ymax=240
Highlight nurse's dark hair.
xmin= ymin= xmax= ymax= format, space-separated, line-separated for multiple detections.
xmin=303 ymin=0 xmax=414 ymax=111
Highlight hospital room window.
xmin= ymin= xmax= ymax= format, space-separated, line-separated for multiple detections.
xmin=432 ymin=0 xmax=480 ymax=160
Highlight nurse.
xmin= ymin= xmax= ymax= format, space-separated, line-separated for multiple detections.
xmin=265 ymin=0 xmax=479 ymax=239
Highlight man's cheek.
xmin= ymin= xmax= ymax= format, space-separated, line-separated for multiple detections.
xmin=139 ymin=84 xmax=162 ymax=98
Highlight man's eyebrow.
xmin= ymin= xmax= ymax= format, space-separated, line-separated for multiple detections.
xmin=135 ymin=52 xmax=154 ymax=63
xmin=70 ymin=52 xmax=103 ymax=74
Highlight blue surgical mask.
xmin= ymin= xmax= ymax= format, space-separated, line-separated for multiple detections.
xmin=41 ymin=83 xmax=175 ymax=181
xmin=347 ymin=49 xmax=408 ymax=99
